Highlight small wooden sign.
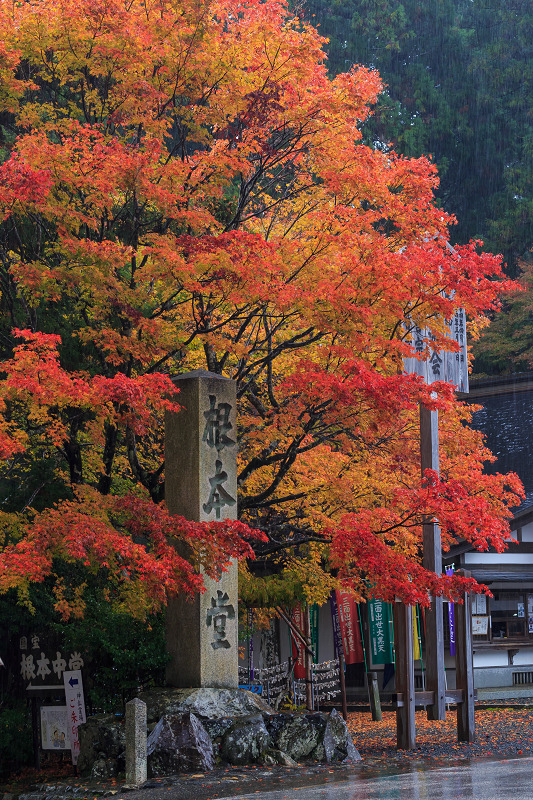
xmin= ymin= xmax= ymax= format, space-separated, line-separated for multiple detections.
xmin=472 ymin=615 xmax=489 ymax=635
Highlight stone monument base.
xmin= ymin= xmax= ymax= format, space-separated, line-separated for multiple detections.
xmin=77 ymin=687 xmax=361 ymax=780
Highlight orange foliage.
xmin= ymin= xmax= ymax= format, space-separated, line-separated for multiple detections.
xmin=0 ymin=0 xmax=522 ymax=616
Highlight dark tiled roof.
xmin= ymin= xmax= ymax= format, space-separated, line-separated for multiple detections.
xmin=469 ymin=387 xmax=533 ymax=512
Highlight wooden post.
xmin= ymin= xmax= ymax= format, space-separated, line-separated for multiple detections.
xmin=455 ymin=569 xmax=475 ymax=742
xmin=304 ymin=604 xmax=314 ymax=711
xmin=31 ymin=696 xmax=40 ymax=770
xmin=420 ymin=404 xmax=446 ymax=720
xmin=338 ymin=650 xmax=348 ymax=721
xmin=393 ymin=601 xmax=416 ymax=749
xmin=368 ymin=671 xmax=382 ymax=722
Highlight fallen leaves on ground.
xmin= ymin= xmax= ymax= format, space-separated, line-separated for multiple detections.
xmin=347 ymin=707 xmax=533 ymax=763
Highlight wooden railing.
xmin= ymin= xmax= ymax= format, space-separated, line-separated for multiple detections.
xmin=394 ymin=689 xmax=477 ymax=708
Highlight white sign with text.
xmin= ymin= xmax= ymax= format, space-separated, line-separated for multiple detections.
xmin=63 ymin=670 xmax=86 ymax=765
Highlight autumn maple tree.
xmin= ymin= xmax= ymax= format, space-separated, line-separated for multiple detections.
xmin=0 ymin=0 xmax=523 ymax=620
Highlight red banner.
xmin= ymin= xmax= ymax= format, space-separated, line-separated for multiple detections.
xmin=335 ymin=591 xmax=364 ymax=665
xmin=290 ymin=605 xmax=306 ymax=679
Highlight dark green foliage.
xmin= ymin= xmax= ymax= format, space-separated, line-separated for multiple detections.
xmin=473 ymin=261 xmax=533 ymax=376
xmin=0 ymin=580 xmax=168 ymax=716
xmin=55 ymin=598 xmax=168 ymax=713
xmin=0 ymin=704 xmax=33 ymax=780
xmin=301 ymin=0 xmax=533 ymax=274
xmin=0 ymin=580 xmax=167 ymax=783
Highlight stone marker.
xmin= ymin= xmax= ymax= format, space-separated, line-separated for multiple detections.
xmin=165 ymin=370 xmax=238 ymax=688
xmin=125 ymin=698 xmax=147 ymax=787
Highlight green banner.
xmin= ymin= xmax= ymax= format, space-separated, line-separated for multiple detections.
xmin=368 ymin=599 xmax=394 ymax=664
xmin=310 ymin=603 xmax=319 ymax=663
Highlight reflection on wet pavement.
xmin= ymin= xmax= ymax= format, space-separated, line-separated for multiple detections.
xmin=223 ymin=756 xmax=533 ymax=800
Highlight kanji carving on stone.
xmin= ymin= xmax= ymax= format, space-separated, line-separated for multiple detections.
xmin=206 ymin=590 xmax=236 ymax=649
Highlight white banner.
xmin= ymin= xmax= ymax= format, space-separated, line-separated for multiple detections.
xmin=403 ymin=308 xmax=469 ymax=393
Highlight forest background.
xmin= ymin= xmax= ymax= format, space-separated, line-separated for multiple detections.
xmin=305 ymin=0 xmax=533 ymax=377
xmin=0 ymin=0 xmax=531 ymax=775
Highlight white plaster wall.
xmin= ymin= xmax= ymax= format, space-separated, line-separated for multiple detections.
xmin=464 ymin=552 xmax=533 ymax=564
xmin=510 ymin=647 xmax=533 ymax=666
xmin=473 ymin=649 xmax=508 ymax=667
xmin=520 ymin=521 xmax=533 ymax=542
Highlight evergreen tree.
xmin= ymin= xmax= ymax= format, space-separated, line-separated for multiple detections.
xmin=302 ymin=0 xmax=533 ymax=273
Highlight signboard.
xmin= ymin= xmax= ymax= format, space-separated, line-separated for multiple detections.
xmin=403 ymin=308 xmax=469 ymax=393
xmin=238 ymin=684 xmax=262 ymax=694
xmin=368 ymin=599 xmax=394 ymax=664
xmin=20 ymin=633 xmax=85 ymax=690
xmin=335 ymin=591 xmax=364 ymax=665
xmin=40 ymin=706 xmax=69 ymax=750
xmin=63 ymin=670 xmax=86 ymax=765
xmin=472 ymin=616 xmax=489 ymax=635
xmin=472 ymin=594 xmax=487 ymax=615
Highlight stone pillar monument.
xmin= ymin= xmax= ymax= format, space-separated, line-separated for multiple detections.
xmin=165 ymin=370 xmax=239 ymax=688
xmin=125 ymin=698 xmax=147 ymax=787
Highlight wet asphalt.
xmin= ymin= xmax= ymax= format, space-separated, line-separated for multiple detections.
xmin=108 ymin=756 xmax=533 ymax=800
xmin=219 ymin=756 xmax=533 ymax=800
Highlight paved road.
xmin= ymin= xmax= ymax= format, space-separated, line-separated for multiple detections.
xmin=220 ymin=757 xmax=533 ymax=800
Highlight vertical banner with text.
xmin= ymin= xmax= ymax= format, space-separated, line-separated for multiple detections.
xmin=335 ymin=591 xmax=364 ymax=665
xmin=413 ymin=607 xmax=421 ymax=661
xmin=329 ymin=592 xmax=344 ymax=661
xmin=247 ymin=609 xmax=254 ymax=681
xmin=290 ymin=605 xmax=306 ymax=679
xmin=446 ymin=568 xmax=456 ymax=655
xmin=368 ymin=599 xmax=394 ymax=664
xmin=310 ymin=604 xmax=319 ymax=663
